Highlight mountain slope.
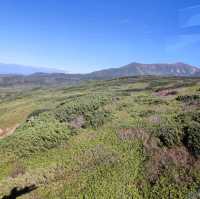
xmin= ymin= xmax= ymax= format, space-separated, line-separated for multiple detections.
xmin=86 ymin=62 xmax=200 ymax=79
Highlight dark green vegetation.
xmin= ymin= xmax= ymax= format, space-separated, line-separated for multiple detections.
xmin=0 ymin=76 xmax=200 ymax=198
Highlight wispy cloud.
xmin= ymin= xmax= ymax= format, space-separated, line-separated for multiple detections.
xmin=180 ymin=4 xmax=200 ymax=11
xmin=167 ymin=4 xmax=200 ymax=51
xmin=179 ymin=4 xmax=200 ymax=28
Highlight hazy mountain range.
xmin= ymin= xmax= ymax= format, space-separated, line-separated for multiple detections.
xmin=0 ymin=62 xmax=200 ymax=87
xmin=0 ymin=63 xmax=65 ymax=75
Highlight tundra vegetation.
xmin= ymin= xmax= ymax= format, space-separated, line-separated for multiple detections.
xmin=0 ymin=76 xmax=200 ymax=199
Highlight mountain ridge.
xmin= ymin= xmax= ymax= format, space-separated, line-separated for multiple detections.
xmin=0 ymin=62 xmax=200 ymax=87
xmin=85 ymin=62 xmax=200 ymax=79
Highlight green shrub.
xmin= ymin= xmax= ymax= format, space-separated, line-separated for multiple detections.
xmin=27 ymin=109 xmax=50 ymax=119
xmin=191 ymin=111 xmax=200 ymax=123
xmin=0 ymin=113 xmax=71 ymax=158
xmin=84 ymin=110 xmax=111 ymax=128
xmin=159 ymin=126 xmax=181 ymax=147
xmin=176 ymin=94 xmax=200 ymax=104
xmin=156 ymin=124 xmax=182 ymax=147
xmin=184 ymin=122 xmax=200 ymax=157
xmin=176 ymin=111 xmax=200 ymax=156
xmin=176 ymin=111 xmax=200 ymax=125
xmin=55 ymin=95 xmax=111 ymax=128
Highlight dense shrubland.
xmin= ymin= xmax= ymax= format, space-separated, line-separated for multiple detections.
xmin=0 ymin=94 xmax=113 ymax=161
xmin=55 ymin=95 xmax=111 ymax=128
xmin=0 ymin=112 xmax=71 ymax=158
xmin=175 ymin=111 xmax=200 ymax=157
xmin=176 ymin=94 xmax=200 ymax=104
xmin=0 ymin=77 xmax=200 ymax=198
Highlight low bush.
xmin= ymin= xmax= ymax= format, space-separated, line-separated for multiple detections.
xmin=176 ymin=94 xmax=200 ymax=104
xmin=134 ymin=95 xmax=167 ymax=105
xmin=27 ymin=109 xmax=50 ymax=120
xmin=55 ymin=95 xmax=111 ymax=128
xmin=191 ymin=111 xmax=200 ymax=123
xmin=156 ymin=125 xmax=182 ymax=147
xmin=84 ymin=110 xmax=111 ymax=128
xmin=0 ymin=113 xmax=71 ymax=158
xmin=183 ymin=122 xmax=200 ymax=157
xmin=176 ymin=111 xmax=200 ymax=156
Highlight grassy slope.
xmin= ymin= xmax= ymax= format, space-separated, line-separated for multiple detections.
xmin=0 ymin=77 xmax=200 ymax=198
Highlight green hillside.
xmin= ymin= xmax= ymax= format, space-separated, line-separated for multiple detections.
xmin=0 ymin=76 xmax=200 ymax=199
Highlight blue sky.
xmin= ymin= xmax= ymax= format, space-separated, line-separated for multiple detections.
xmin=0 ymin=0 xmax=200 ymax=73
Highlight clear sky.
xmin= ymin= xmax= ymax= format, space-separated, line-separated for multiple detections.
xmin=0 ymin=0 xmax=200 ymax=73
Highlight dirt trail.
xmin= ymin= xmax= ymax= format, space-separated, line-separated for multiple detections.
xmin=0 ymin=124 xmax=19 ymax=139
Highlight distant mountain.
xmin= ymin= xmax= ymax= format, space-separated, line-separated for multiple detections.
xmin=86 ymin=62 xmax=200 ymax=79
xmin=0 ymin=62 xmax=199 ymax=87
xmin=0 ymin=63 xmax=64 ymax=75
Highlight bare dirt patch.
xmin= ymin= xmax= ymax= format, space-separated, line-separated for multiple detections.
xmin=0 ymin=128 xmax=4 ymax=136
xmin=155 ymin=89 xmax=178 ymax=97
xmin=0 ymin=124 xmax=20 ymax=139
xmin=69 ymin=115 xmax=85 ymax=129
